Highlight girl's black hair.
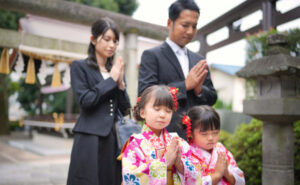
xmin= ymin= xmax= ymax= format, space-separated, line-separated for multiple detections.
xmin=133 ymin=85 xmax=175 ymax=121
xmin=87 ymin=17 xmax=120 ymax=71
xmin=187 ymin=105 xmax=220 ymax=132
xmin=169 ymin=0 xmax=200 ymax=22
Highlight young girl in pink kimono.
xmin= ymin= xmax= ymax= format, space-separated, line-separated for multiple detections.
xmin=121 ymin=85 xmax=202 ymax=185
xmin=184 ymin=105 xmax=245 ymax=185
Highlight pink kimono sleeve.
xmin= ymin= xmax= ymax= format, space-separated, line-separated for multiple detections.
xmin=122 ymin=137 xmax=168 ymax=185
xmin=226 ymin=149 xmax=245 ymax=185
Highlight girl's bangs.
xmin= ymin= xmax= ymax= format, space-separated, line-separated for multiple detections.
xmin=152 ymin=89 xmax=174 ymax=110
xmin=198 ymin=111 xmax=220 ymax=132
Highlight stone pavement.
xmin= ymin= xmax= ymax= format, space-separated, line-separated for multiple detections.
xmin=0 ymin=131 xmax=72 ymax=185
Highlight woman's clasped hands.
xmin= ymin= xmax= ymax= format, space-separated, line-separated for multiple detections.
xmin=110 ymin=56 xmax=125 ymax=90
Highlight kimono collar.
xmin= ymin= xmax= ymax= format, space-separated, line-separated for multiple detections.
xmin=190 ymin=143 xmax=215 ymax=160
xmin=142 ymin=124 xmax=171 ymax=149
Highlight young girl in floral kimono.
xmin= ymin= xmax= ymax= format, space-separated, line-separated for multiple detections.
xmin=121 ymin=85 xmax=202 ymax=185
xmin=184 ymin=105 xmax=245 ymax=185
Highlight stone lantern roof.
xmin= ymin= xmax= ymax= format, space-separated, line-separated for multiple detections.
xmin=236 ymin=33 xmax=300 ymax=122
xmin=236 ymin=34 xmax=300 ymax=78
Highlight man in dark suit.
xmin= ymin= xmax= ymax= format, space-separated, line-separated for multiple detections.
xmin=138 ymin=0 xmax=217 ymax=139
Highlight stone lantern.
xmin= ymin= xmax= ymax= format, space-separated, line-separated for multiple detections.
xmin=236 ymin=33 xmax=300 ymax=185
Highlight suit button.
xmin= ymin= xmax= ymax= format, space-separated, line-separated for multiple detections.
xmin=110 ymin=99 xmax=113 ymax=103
xmin=110 ymin=108 xmax=113 ymax=112
xmin=110 ymin=113 xmax=113 ymax=116
xmin=110 ymin=104 xmax=113 ymax=107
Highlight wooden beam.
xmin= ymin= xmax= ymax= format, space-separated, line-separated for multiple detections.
xmin=195 ymin=0 xmax=299 ymax=55
xmin=0 ymin=28 xmax=88 ymax=56
xmin=204 ymin=25 xmax=261 ymax=53
xmin=196 ymin=0 xmax=263 ymax=36
xmin=0 ymin=0 xmax=168 ymax=40
xmin=275 ymin=6 xmax=300 ymax=26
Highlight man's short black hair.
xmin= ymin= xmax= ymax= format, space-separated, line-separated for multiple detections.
xmin=168 ymin=0 xmax=200 ymax=21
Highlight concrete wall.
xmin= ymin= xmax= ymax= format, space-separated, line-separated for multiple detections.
xmin=137 ymin=36 xmax=162 ymax=66
xmin=216 ymin=109 xmax=252 ymax=133
xmin=210 ymin=68 xmax=245 ymax=112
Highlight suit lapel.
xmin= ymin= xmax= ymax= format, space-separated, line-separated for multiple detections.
xmin=160 ymin=42 xmax=185 ymax=79
xmin=86 ymin=61 xmax=104 ymax=83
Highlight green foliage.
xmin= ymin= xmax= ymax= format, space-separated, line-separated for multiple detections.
xmin=6 ymin=77 xmax=21 ymax=96
xmin=115 ymin=0 xmax=138 ymax=16
xmin=286 ymin=28 xmax=300 ymax=57
xmin=213 ymin=99 xmax=232 ymax=110
xmin=0 ymin=9 xmax=24 ymax=134
xmin=219 ymin=120 xmax=262 ymax=184
xmin=0 ymin=8 xmax=24 ymax=30
xmin=17 ymin=76 xmax=74 ymax=115
xmin=219 ymin=119 xmax=300 ymax=185
xmin=294 ymin=121 xmax=300 ymax=185
xmin=9 ymin=120 xmax=23 ymax=131
xmin=219 ymin=130 xmax=232 ymax=147
xmin=43 ymin=92 xmax=67 ymax=114
xmin=17 ymin=78 xmax=40 ymax=116
xmin=245 ymin=28 xmax=278 ymax=63
xmin=227 ymin=119 xmax=262 ymax=185
xmin=69 ymin=0 xmax=138 ymax=16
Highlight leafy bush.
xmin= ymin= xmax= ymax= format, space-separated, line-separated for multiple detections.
xmin=213 ymin=99 xmax=232 ymax=111
xmin=219 ymin=119 xmax=300 ymax=185
xmin=294 ymin=121 xmax=300 ymax=185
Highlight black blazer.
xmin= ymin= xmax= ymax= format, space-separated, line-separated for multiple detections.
xmin=71 ymin=59 xmax=131 ymax=137
xmin=138 ymin=42 xmax=217 ymax=138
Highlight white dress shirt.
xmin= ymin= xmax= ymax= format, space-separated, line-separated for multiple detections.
xmin=166 ymin=38 xmax=189 ymax=78
xmin=166 ymin=38 xmax=203 ymax=97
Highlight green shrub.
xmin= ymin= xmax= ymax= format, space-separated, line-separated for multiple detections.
xmin=213 ymin=98 xmax=232 ymax=110
xmin=228 ymin=119 xmax=262 ymax=185
xmin=219 ymin=130 xmax=232 ymax=147
xmin=294 ymin=121 xmax=300 ymax=185
xmin=220 ymin=119 xmax=300 ymax=185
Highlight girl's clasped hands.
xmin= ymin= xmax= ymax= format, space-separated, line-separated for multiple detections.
xmin=165 ymin=137 xmax=184 ymax=174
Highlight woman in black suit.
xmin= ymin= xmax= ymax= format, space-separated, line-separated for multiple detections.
xmin=67 ymin=17 xmax=131 ymax=185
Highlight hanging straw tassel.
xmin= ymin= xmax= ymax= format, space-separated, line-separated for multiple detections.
xmin=51 ymin=63 xmax=61 ymax=87
xmin=0 ymin=48 xmax=10 ymax=74
xmin=25 ymin=56 xmax=36 ymax=84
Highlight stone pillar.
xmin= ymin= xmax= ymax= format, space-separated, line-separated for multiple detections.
xmin=263 ymin=121 xmax=294 ymax=185
xmin=236 ymin=34 xmax=300 ymax=185
xmin=124 ymin=32 xmax=138 ymax=108
xmin=65 ymin=88 xmax=73 ymax=116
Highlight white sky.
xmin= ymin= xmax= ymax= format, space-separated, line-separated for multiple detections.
xmin=133 ymin=0 xmax=300 ymax=66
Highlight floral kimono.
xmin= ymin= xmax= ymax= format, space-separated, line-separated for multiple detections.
xmin=190 ymin=142 xmax=245 ymax=185
xmin=121 ymin=124 xmax=202 ymax=185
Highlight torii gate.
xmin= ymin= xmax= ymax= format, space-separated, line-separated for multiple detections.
xmin=0 ymin=0 xmax=169 ymax=110
xmin=1 ymin=0 xmax=299 ymax=106
xmin=0 ymin=0 xmax=300 ymax=124
xmin=1 ymin=0 xmax=299 ymax=103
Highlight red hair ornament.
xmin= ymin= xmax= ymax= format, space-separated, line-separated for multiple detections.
xmin=169 ymin=87 xmax=179 ymax=111
xmin=182 ymin=115 xmax=192 ymax=143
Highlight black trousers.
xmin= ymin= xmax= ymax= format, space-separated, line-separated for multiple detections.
xmin=67 ymin=128 xmax=122 ymax=185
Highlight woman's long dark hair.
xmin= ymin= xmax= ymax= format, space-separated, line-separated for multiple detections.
xmin=87 ymin=17 xmax=120 ymax=71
